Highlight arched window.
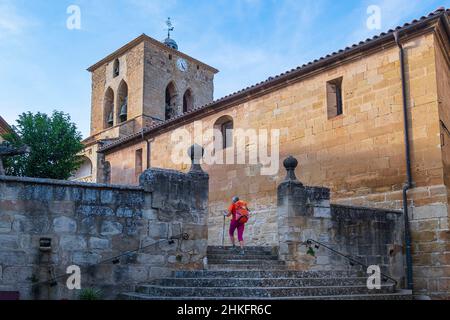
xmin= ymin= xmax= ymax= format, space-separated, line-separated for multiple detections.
xmin=214 ymin=115 xmax=234 ymax=150
xmin=113 ymin=59 xmax=120 ymax=78
xmin=117 ymin=80 xmax=128 ymax=123
xmin=165 ymin=82 xmax=178 ymax=120
xmin=104 ymin=88 xmax=114 ymax=129
xmin=183 ymin=89 xmax=194 ymax=113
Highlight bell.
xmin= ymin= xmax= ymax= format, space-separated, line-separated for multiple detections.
xmin=107 ymin=112 xmax=114 ymax=126
xmin=119 ymin=97 xmax=128 ymax=122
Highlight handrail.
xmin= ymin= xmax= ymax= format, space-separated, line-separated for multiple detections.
xmin=32 ymin=233 xmax=190 ymax=288
xmin=302 ymin=239 xmax=398 ymax=286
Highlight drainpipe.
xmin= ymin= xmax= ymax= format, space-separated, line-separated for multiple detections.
xmin=394 ymin=31 xmax=414 ymax=291
xmin=146 ymin=139 xmax=151 ymax=169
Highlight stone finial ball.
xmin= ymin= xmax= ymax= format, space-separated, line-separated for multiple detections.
xmin=283 ymin=156 xmax=298 ymax=170
xmin=188 ymin=144 xmax=204 ymax=161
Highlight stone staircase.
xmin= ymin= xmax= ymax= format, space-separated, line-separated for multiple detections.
xmin=121 ymin=246 xmax=412 ymax=300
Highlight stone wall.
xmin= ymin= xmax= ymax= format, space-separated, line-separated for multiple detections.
xmin=0 ymin=162 xmax=209 ymax=300
xmin=329 ymin=205 xmax=404 ymax=279
xmin=277 ymin=157 xmax=405 ymax=284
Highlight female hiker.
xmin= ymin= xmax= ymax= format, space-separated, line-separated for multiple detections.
xmin=226 ymin=196 xmax=250 ymax=255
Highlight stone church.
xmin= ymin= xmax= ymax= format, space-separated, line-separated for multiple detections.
xmin=72 ymin=9 xmax=450 ymax=297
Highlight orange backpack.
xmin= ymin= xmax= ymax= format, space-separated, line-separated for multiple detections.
xmin=235 ymin=201 xmax=250 ymax=224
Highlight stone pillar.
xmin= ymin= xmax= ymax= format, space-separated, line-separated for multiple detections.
xmin=138 ymin=145 xmax=209 ymax=269
xmin=277 ymin=156 xmax=331 ymax=270
xmin=95 ymin=150 xmax=110 ymax=184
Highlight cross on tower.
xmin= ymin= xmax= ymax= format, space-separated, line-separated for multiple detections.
xmin=166 ymin=17 xmax=174 ymax=38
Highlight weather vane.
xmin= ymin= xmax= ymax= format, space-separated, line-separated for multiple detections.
xmin=166 ymin=17 xmax=174 ymax=39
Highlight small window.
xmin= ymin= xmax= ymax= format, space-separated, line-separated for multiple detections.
xmin=327 ymin=77 xmax=343 ymax=118
xmin=135 ymin=149 xmax=143 ymax=180
xmin=169 ymin=54 xmax=172 ymax=60
xmin=222 ymin=121 xmax=233 ymax=149
xmin=214 ymin=116 xmax=234 ymax=150
xmin=113 ymin=59 xmax=120 ymax=78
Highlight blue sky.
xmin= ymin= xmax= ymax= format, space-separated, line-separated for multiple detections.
xmin=0 ymin=0 xmax=449 ymax=138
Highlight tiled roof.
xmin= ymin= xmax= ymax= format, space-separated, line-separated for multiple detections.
xmin=98 ymin=8 xmax=449 ymax=153
xmin=0 ymin=116 xmax=13 ymax=135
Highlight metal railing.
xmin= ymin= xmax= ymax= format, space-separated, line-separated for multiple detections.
xmin=302 ymin=239 xmax=398 ymax=286
xmin=32 ymin=233 xmax=190 ymax=288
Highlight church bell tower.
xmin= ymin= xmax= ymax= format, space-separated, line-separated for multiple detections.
xmin=86 ymin=18 xmax=219 ymax=142
xmin=73 ymin=19 xmax=219 ymax=183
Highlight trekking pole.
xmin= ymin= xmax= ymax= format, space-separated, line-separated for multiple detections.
xmin=222 ymin=214 xmax=226 ymax=247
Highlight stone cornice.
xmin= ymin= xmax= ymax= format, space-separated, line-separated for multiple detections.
xmin=87 ymin=34 xmax=219 ymax=74
xmin=0 ymin=175 xmax=144 ymax=191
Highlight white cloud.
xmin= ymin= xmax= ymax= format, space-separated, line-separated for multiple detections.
xmin=0 ymin=1 xmax=29 ymax=38
xmin=128 ymin=0 xmax=178 ymax=28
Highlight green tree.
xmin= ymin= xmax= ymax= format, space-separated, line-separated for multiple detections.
xmin=2 ymin=111 xmax=84 ymax=180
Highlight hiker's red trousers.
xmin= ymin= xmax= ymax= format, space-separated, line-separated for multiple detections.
xmin=229 ymin=220 xmax=245 ymax=242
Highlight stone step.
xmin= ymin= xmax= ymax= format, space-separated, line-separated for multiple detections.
xmin=207 ymin=254 xmax=279 ymax=261
xmin=148 ymin=277 xmax=369 ymax=287
xmin=121 ymin=291 xmax=412 ymax=301
xmin=174 ymin=270 xmax=363 ymax=278
xmin=207 ymin=246 xmax=277 ymax=255
xmin=207 ymin=259 xmax=286 ymax=266
xmin=207 ymin=264 xmax=287 ymax=270
xmin=207 ymin=250 xmax=276 ymax=256
xmin=136 ymin=284 xmax=396 ymax=298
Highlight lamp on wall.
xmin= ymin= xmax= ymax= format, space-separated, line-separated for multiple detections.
xmin=39 ymin=238 xmax=52 ymax=252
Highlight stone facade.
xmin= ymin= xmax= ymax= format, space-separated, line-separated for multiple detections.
xmin=142 ymin=39 xmax=216 ymax=121
xmin=75 ymin=10 xmax=450 ymax=298
xmin=0 ymin=162 xmax=209 ymax=300
xmin=106 ymin=27 xmax=449 ymax=250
